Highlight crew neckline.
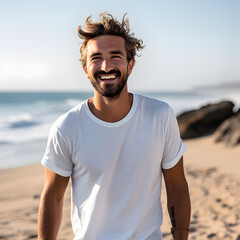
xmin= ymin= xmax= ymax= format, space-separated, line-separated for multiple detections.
xmin=83 ymin=93 xmax=138 ymax=127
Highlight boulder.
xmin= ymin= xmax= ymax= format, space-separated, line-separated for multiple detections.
xmin=214 ymin=111 xmax=240 ymax=146
xmin=177 ymin=101 xmax=235 ymax=139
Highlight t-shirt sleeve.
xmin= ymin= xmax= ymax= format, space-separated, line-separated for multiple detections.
xmin=41 ymin=123 xmax=73 ymax=177
xmin=162 ymin=106 xmax=187 ymax=169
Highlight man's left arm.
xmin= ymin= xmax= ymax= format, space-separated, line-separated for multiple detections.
xmin=162 ymin=156 xmax=191 ymax=240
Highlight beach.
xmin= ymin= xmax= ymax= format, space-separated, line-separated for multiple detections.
xmin=1 ymin=90 xmax=240 ymax=239
xmin=1 ymin=0 xmax=240 ymax=238
xmin=1 ymin=135 xmax=240 ymax=240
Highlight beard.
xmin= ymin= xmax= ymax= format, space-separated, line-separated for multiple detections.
xmin=89 ymin=68 xmax=129 ymax=99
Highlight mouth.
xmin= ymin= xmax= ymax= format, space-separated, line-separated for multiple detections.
xmin=98 ymin=74 xmax=118 ymax=82
xmin=95 ymin=70 xmax=121 ymax=83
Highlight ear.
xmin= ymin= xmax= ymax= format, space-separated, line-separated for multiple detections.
xmin=83 ymin=65 xmax=89 ymax=78
xmin=127 ymin=59 xmax=135 ymax=75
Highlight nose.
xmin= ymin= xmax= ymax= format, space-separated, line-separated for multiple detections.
xmin=101 ymin=59 xmax=113 ymax=72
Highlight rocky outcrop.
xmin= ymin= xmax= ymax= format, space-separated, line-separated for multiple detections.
xmin=214 ymin=111 xmax=240 ymax=146
xmin=177 ymin=101 xmax=235 ymax=139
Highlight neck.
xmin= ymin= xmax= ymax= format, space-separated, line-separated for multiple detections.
xmin=88 ymin=85 xmax=133 ymax=122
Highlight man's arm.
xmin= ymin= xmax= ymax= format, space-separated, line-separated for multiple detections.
xmin=38 ymin=168 xmax=70 ymax=240
xmin=162 ymin=157 xmax=191 ymax=240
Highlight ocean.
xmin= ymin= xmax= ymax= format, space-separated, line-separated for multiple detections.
xmin=0 ymin=90 xmax=239 ymax=169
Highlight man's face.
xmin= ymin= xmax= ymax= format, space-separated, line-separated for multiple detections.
xmin=83 ymin=35 xmax=134 ymax=98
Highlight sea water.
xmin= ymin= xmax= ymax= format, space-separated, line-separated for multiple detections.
xmin=0 ymin=90 xmax=239 ymax=169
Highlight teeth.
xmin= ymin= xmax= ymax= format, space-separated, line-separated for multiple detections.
xmin=100 ymin=75 xmax=116 ymax=80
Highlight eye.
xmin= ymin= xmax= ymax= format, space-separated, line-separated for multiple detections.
xmin=112 ymin=55 xmax=121 ymax=59
xmin=92 ymin=56 xmax=101 ymax=61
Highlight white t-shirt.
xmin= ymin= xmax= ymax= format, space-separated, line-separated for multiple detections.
xmin=42 ymin=93 xmax=187 ymax=240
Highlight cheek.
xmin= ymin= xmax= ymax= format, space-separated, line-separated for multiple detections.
xmin=89 ymin=62 xmax=101 ymax=72
xmin=86 ymin=65 xmax=96 ymax=77
xmin=116 ymin=62 xmax=128 ymax=71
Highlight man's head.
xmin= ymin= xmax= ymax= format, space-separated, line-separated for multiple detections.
xmin=78 ymin=13 xmax=144 ymax=98
xmin=78 ymin=12 xmax=144 ymax=67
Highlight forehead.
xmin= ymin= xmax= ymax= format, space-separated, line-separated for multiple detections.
xmin=86 ymin=35 xmax=126 ymax=56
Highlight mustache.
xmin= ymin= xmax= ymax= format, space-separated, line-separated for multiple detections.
xmin=94 ymin=69 xmax=121 ymax=78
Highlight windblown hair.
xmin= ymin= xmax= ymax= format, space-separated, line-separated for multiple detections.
xmin=78 ymin=12 xmax=144 ymax=66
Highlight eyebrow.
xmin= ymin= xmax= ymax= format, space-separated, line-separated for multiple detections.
xmin=90 ymin=52 xmax=101 ymax=58
xmin=110 ymin=51 xmax=124 ymax=56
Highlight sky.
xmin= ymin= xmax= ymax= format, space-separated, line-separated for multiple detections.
xmin=0 ymin=0 xmax=239 ymax=91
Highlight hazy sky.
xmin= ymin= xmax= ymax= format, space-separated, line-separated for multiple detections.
xmin=0 ymin=0 xmax=239 ymax=91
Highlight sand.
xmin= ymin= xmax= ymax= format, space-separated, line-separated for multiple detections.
xmin=0 ymin=135 xmax=240 ymax=240
xmin=161 ymin=136 xmax=240 ymax=240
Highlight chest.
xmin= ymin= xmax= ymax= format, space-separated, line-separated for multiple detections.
xmin=71 ymin=117 xmax=165 ymax=178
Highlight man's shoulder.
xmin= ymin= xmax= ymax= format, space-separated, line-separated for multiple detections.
xmin=54 ymin=101 xmax=85 ymax=130
xmin=136 ymin=93 xmax=170 ymax=112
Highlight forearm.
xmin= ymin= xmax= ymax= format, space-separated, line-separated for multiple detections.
xmin=167 ymin=182 xmax=191 ymax=240
xmin=38 ymin=190 xmax=64 ymax=240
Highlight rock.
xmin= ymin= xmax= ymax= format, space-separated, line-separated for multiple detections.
xmin=214 ymin=111 xmax=240 ymax=146
xmin=177 ymin=101 xmax=235 ymax=139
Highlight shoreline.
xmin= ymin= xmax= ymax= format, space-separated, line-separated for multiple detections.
xmin=1 ymin=135 xmax=240 ymax=239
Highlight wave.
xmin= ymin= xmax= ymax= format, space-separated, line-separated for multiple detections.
xmin=0 ymin=140 xmax=11 ymax=145
xmin=6 ymin=113 xmax=40 ymax=129
xmin=0 ymin=112 xmax=50 ymax=145
xmin=9 ymin=119 xmax=39 ymax=128
xmin=0 ymin=122 xmax=51 ymax=145
xmin=0 ymin=134 xmax=47 ymax=145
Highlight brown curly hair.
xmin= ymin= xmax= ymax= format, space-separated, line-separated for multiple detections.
xmin=78 ymin=12 xmax=144 ymax=66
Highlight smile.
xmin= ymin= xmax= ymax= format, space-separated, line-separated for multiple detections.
xmin=99 ymin=74 xmax=117 ymax=80
xmin=98 ymin=74 xmax=119 ymax=82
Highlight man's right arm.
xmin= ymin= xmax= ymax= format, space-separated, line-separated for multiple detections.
xmin=38 ymin=168 xmax=70 ymax=240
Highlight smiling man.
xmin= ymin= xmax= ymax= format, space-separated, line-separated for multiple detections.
xmin=38 ymin=13 xmax=191 ymax=240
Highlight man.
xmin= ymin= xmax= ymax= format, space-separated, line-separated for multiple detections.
xmin=38 ymin=13 xmax=191 ymax=240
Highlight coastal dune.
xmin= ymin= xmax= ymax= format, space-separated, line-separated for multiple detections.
xmin=1 ymin=135 xmax=240 ymax=239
